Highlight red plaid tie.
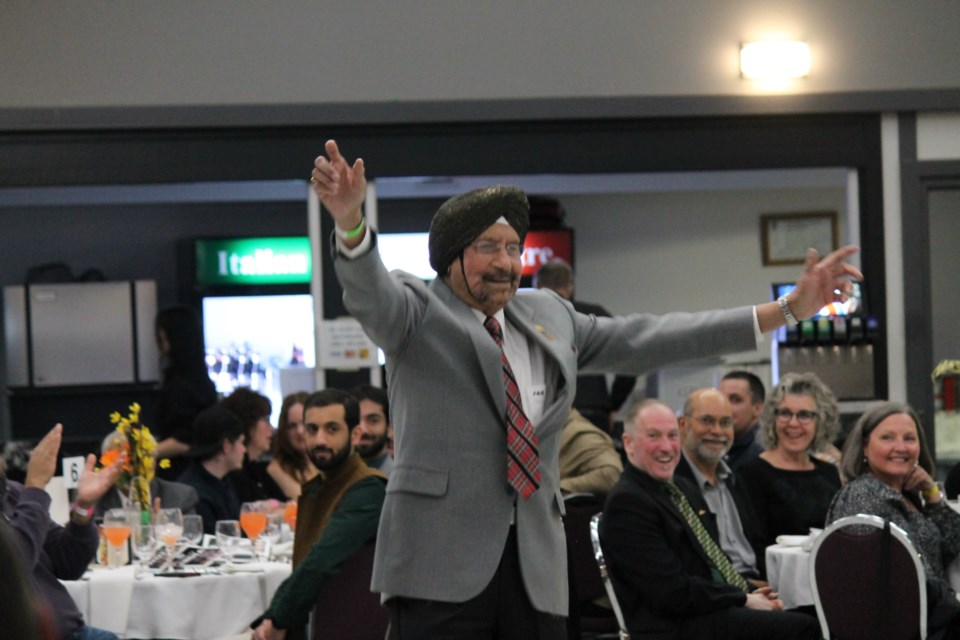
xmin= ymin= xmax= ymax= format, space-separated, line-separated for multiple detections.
xmin=484 ymin=316 xmax=541 ymax=499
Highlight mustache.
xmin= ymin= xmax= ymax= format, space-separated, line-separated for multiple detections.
xmin=310 ymin=446 xmax=333 ymax=457
xmin=482 ymin=268 xmax=519 ymax=283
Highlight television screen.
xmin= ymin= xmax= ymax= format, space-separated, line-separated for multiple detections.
xmin=378 ymin=232 xmax=434 ymax=280
xmin=201 ymin=293 xmax=315 ymax=425
xmin=771 ymin=281 xmax=863 ymax=317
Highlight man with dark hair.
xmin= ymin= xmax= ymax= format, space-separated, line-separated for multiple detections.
xmin=252 ymin=388 xmax=387 ymax=640
xmin=310 ymin=139 xmax=860 ymax=638
xmin=221 ymin=387 xmax=285 ymax=502
xmin=350 ymin=384 xmax=394 ymax=475
xmin=177 ymin=405 xmax=247 ymax=534
xmin=2 ymin=424 xmax=124 ymax=640
xmin=719 ymin=371 xmax=766 ymax=470
xmin=600 ymin=399 xmax=819 ymax=640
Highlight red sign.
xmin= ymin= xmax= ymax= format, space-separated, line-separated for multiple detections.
xmin=521 ymin=230 xmax=574 ymax=276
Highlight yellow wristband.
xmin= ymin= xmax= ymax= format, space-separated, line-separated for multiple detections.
xmin=922 ymin=485 xmax=941 ymax=499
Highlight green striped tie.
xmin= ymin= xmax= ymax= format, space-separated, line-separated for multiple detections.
xmin=663 ymin=481 xmax=750 ymax=593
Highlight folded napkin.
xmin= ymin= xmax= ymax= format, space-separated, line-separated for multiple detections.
xmin=775 ymin=534 xmax=810 ymax=547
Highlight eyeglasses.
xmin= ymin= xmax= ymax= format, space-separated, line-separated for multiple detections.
xmin=688 ymin=414 xmax=734 ymax=429
xmin=774 ymin=408 xmax=817 ymax=424
xmin=470 ymin=241 xmax=523 ymax=258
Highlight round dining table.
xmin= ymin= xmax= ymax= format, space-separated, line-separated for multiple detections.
xmin=62 ymin=561 xmax=291 ymax=640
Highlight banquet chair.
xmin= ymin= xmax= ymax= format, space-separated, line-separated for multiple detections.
xmin=589 ymin=513 xmax=630 ymax=640
xmin=809 ymin=513 xmax=926 ymax=640
xmin=308 ymin=539 xmax=387 ymax=640
xmin=563 ymin=493 xmax=618 ymax=638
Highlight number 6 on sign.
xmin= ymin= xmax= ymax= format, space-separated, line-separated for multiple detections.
xmin=61 ymin=456 xmax=85 ymax=490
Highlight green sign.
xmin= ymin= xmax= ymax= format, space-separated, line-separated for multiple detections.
xmin=196 ymin=237 xmax=312 ymax=285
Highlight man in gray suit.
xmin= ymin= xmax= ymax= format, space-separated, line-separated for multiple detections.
xmin=310 ymin=139 xmax=861 ymax=639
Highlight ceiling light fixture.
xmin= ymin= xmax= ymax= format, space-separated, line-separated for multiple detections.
xmin=740 ymin=41 xmax=811 ymax=80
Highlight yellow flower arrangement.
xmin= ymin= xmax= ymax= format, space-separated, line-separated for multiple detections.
xmin=99 ymin=402 xmax=166 ymax=512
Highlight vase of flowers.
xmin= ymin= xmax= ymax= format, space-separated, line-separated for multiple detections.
xmin=99 ymin=402 xmax=166 ymax=524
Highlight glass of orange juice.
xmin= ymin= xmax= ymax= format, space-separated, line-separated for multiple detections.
xmin=102 ymin=509 xmax=132 ymax=568
xmin=284 ymin=501 xmax=298 ymax=532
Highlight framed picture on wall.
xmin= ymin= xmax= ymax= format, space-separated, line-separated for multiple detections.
xmin=761 ymin=211 xmax=839 ymax=266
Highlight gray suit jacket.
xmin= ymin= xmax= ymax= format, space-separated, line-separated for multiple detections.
xmin=334 ymin=233 xmax=757 ymax=616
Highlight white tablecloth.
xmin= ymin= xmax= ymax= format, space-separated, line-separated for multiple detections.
xmin=765 ymin=544 xmax=814 ymax=610
xmin=62 ymin=562 xmax=291 ymax=640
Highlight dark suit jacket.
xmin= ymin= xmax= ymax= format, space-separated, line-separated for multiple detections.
xmin=674 ymin=455 xmax=767 ymax=577
xmin=94 ymin=478 xmax=199 ymax=519
xmin=600 ymin=465 xmax=747 ymax=640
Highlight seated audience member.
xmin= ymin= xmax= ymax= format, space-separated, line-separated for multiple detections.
xmin=221 ymin=387 xmax=286 ymax=502
xmin=350 ymin=384 xmax=394 ymax=475
xmin=719 ymin=371 xmax=766 ymax=471
xmin=737 ymin=372 xmax=842 ymax=548
xmin=534 ymin=259 xmax=636 ymax=432
xmin=94 ymin=430 xmax=198 ymax=519
xmin=828 ymin=401 xmax=960 ymax=637
xmin=2 ymin=424 xmax=124 ymax=640
xmin=559 ymin=407 xmax=623 ymax=497
xmin=251 ymin=389 xmax=387 ymax=640
xmin=676 ymin=388 xmax=767 ymax=582
xmin=177 ymin=406 xmax=246 ymax=534
xmin=600 ymin=399 xmax=820 ymax=639
xmin=267 ymin=391 xmax=318 ymax=499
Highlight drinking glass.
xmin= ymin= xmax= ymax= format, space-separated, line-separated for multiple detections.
xmin=102 ymin=508 xmax=132 ymax=568
xmin=240 ymin=501 xmax=268 ymax=541
xmin=215 ymin=519 xmax=244 ymax=564
xmin=154 ymin=508 xmax=184 ymax=562
xmin=261 ymin=513 xmax=283 ymax=560
xmin=131 ymin=523 xmax=158 ymax=577
xmin=283 ymin=501 xmax=298 ymax=532
xmin=182 ymin=514 xmax=204 ymax=547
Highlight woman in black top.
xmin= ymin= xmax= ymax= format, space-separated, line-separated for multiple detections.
xmin=738 ymin=372 xmax=842 ymax=547
xmin=154 ymin=306 xmax=218 ymax=481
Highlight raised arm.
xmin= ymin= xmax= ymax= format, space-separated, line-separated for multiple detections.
xmin=310 ymin=139 xmax=368 ymax=249
xmin=756 ymin=245 xmax=863 ymax=333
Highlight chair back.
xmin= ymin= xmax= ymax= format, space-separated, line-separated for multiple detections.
xmin=589 ymin=513 xmax=631 ymax=640
xmin=809 ymin=513 xmax=926 ymax=640
xmin=309 ymin=539 xmax=387 ymax=640
xmin=563 ymin=494 xmax=616 ymax=636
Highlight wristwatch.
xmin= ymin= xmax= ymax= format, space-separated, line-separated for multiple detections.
xmin=777 ymin=294 xmax=799 ymax=326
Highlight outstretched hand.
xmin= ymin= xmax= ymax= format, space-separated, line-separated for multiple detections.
xmin=787 ymin=245 xmax=863 ymax=320
xmin=311 ymin=139 xmax=367 ymax=229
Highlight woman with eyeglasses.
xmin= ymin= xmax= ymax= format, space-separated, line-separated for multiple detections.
xmin=737 ymin=372 xmax=842 ymax=548
xmin=827 ymin=402 xmax=960 ymax=638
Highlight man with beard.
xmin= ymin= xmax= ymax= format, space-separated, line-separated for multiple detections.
xmin=675 ymin=388 xmax=767 ymax=583
xmin=252 ymin=388 xmax=387 ymax=640
xmin=2 ymin=424 xmax=124 ymax=640
xmin=350 ymin=384 xmax=393 ymax=475
xmin=310 ymin=139 xmax=861 ymax=638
